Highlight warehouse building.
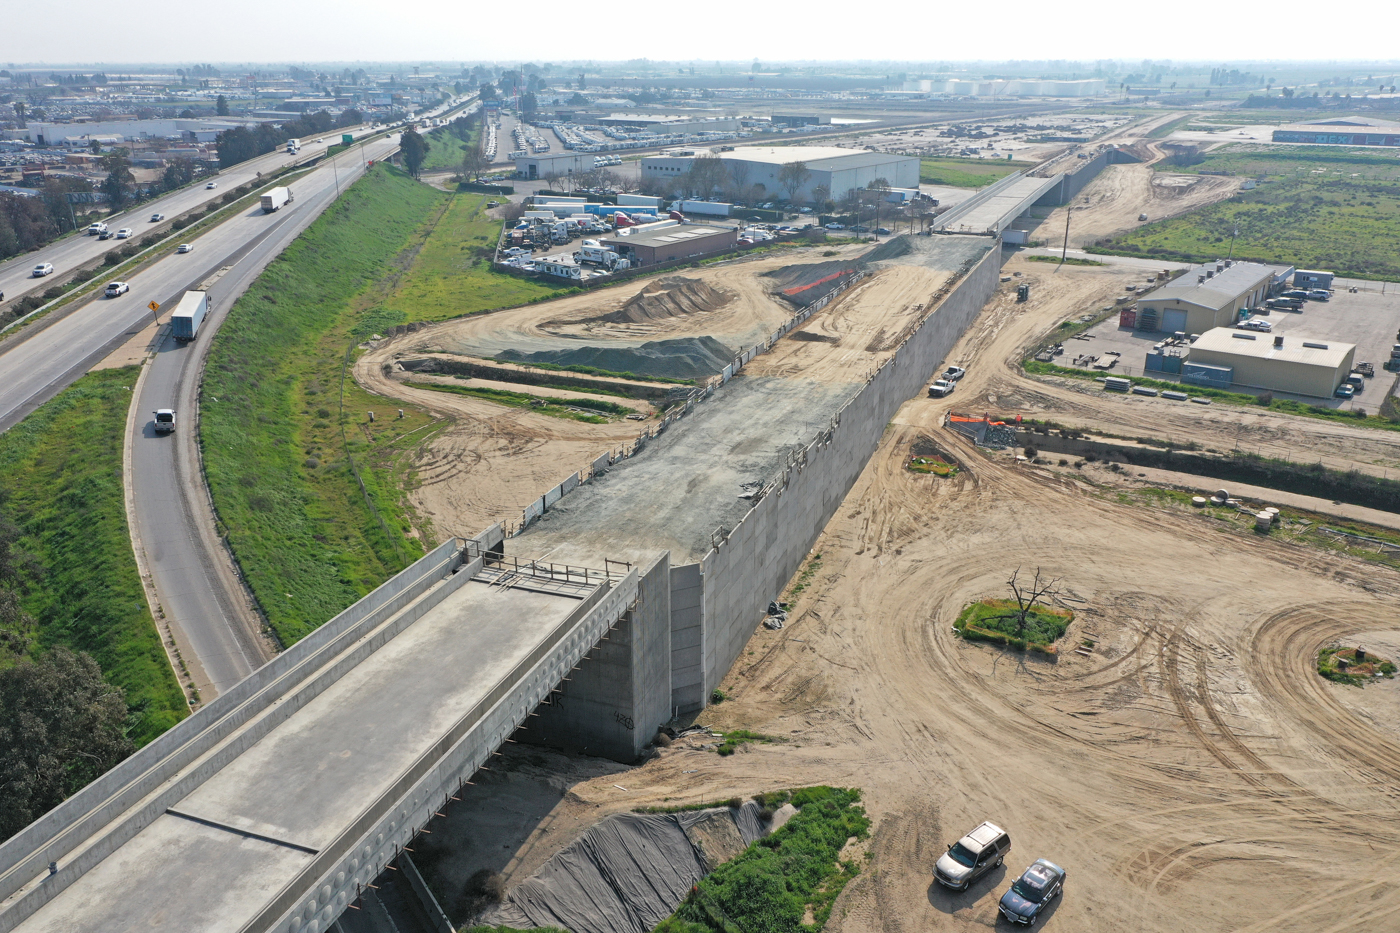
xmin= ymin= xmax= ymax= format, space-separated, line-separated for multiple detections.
xmin=601 ymin=223 xmax=738 ymax=266
xmin=1134 ymin=260 xmax=1284 ymax=335
xmin=1272 ymin=117 xmax=1400 ymax=147
xmin=1186 ymin=328 xmax=1355 ymax=398
xmin=514 ymin=152 xmax=596 ymax=180
xmin=641 ymin=146 xmax=919 ymax=204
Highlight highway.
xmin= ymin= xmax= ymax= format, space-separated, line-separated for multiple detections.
xmin=123 ymin=133 xmax=403 ymax=696
xmin=0 ymin=132 xmax=366 ymax=310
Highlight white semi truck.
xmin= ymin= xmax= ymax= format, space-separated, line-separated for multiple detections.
xmin=260 ymin=186 xmax=293 ymax=212
xmin=286 ymin=138 xmax=301 ymax=154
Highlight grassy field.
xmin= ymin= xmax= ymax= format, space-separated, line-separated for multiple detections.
xmin=655 ymin=786 xmax=869 ymax=933
xmin=389 ymin=193 xmax=567 ymax=319
xmin=1091 ymin=175 xmax=1400 ymax=280
xmin=202 ymin=167 xmax=452 ymax=645
xmin=0 ymin=368 xmax=187 ymax=745
xmin=919 ymin=156 xmax=1033 ymax=188
xmin=404 ymin=381 xmax=629 ymax=422
xmin=1155 ymin=143 xmax=1400 ymax=180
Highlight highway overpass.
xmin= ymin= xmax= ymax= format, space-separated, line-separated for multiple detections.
xmin=0 ymin=527 xmax=669 ymax=933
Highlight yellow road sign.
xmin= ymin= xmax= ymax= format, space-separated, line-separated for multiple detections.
xmin=148 ymin=301 xmax=160 ymax=312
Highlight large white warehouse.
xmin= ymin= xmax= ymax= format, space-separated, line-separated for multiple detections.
xmin=642 ymin=146 xmax=920 ymax=204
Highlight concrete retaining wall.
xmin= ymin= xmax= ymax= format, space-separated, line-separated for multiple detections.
xmin=668 ymin=563 xmax=705 ymax=712
xmin=676 ymin=245 xmax=1003 ymax=711
xmin=525 ymin=553 xmax=671 ymax=759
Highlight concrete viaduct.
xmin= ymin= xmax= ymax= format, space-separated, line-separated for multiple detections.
xmin=0 ymin=234 xmax=1003 ymax=933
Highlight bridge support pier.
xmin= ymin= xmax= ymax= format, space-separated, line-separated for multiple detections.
xmin=519 ymin=551 xmax=672 ymax=761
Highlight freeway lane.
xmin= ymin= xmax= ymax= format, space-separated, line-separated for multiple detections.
xmin=124 ymin=135 xmax=402 ymax=697
xmin=0 ymin=130 xmax=377 ymax=310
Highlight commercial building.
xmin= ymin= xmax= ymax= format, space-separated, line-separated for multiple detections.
xmin=1186 ymin=327 xmax=1355 ymax=398
xmin=641 ymin=146 xmax=919 ymax=203
xmin=1134 ymin=260 xmax=1283 ymax=335
xmin=1272 ymin=117 xmax=1400 ymax=147
xmin=514 ymin=151 xmax=596 ymax=180
xmin=772 ymin=114 xmax=831 ymax=126
xmin=602 ymin=222 xmax=738 ymax=266
xmin=942 ymin=78 xmax=1106 ymax=97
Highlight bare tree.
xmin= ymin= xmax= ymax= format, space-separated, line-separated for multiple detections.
xmin=778 ymin=160 xmax=811 ymax=203
xmin=811 ymin=184 xmax=830 ymax=212
xmin=684 ymin=153 xmax=727 ymax=198
xmin=1005 ymin=567 xmax=1059 ymax=641
xmin=459 ymin=146 xmax=490 ymax=182
xmin=542 ymin=171 xmax=562 ymax=193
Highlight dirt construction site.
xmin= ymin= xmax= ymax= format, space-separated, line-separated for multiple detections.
xmin=356 ymin=180 xmax=1400 ymax=929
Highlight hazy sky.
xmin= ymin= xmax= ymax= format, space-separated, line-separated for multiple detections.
xmin=4 ymin=0 xmax=1398 ymax=67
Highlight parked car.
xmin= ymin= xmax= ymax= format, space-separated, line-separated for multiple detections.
xmin=104 ymin=281 xmax=130 ymax=297
xmin=115 ymin=228 xmax=133 ymax=239
xmin=1335 ymin=384 xmax=1355 ymax=399
xmin=935 ymin=821 xmax=1010 ymax=890
xmin=998 ymin=859 xmax=1066 ymax=925
xmin=824 ymin=222 xmax=846 ymax=230
xmin=32 ymin=262 xmax=54 ymax=277
xmin=1308 ymin=288 xmax=1331 ymax=301
xmin=176 ymin=244 xmax=194 ymax=254
xmin=875 ymin=227 xmax=892 ymax=235
xmin=150 ymin=213 xmax=165 ymax=222
xmin=850 ymin=224 xmax=870 ymax=233
xmin=798 ymin=207 xmax=813 ymax=214
xmin=943 ymin=366 xmax=967 ymax=382
xmin=1282 ymin=289 xmax=1310 ymax=300
xmin=1237 ymin=318 xmax=1272 ymax=332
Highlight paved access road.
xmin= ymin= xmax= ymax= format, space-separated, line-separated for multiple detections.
xmin=124 ymin=134 xmax=403 ymax=696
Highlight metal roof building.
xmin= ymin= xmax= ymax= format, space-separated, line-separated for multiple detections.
xmin=1187 ymin=327 xmax=1355 ymax=398
xmin=602 ymin=223 xmax=738 ymax=266
xmin=642 ymin=146 xmax=919 ymax=203
xmin=1273 ymin=117 xmax=1400 ymax=147
xmin=1136 ymin=260 xmax=1284 ymax=335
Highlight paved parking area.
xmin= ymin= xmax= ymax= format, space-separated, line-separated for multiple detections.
xmin=1060 ymin=275 xmax=1400 ymax=408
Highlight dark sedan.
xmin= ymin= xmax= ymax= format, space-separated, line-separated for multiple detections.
xmin=998 ymin=858 xmax=1065 ymax=925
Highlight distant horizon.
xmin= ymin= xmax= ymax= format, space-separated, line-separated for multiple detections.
xmin=3 ymin=0 xmax=1399 ymax=67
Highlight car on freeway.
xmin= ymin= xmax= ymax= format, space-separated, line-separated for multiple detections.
xmin=98 ymin=228 xmax=114 ymax=240
xmin=86 ymin=222 xmax=108 ymax=236
xmin=943 ymin=366 xmax=967 ymax=382
xmin=935 ymin=821 xmax=1010 ymax=890
xmin=104 ymin=281 xmax=130 ymax=297
xmin=176 ymin=244 xmax=194 ymax=254
xmin=824 ymin=222 xmax=846 ymax=230
xmin=1336 ymin=384 xmax=1355 ymax=399
xmin=316 ymin=137 xmax=324 ymax=143
xmin=115 ymin=228 xmax=133 ymax=239
xmin=32 ymin=262 xmax=54 ymax=277
xmin=150 ymin=212 xmax=165 ymax=222
xmin=998 ymin=859 xmax=1066 ymax=925
xmin=206 ymin=181 xmax=218 ymax=189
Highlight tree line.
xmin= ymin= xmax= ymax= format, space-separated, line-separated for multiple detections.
xmin=215 ymin=108 xmax=362 ymax=169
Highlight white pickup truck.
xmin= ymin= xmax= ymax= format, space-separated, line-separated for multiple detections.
xmin=927 ymin=380 xmax=956 ymax=398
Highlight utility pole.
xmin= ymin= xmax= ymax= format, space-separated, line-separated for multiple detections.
xmin=1227 ymin=224 xmax=1239 ymax=260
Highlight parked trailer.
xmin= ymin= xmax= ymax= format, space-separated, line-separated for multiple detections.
xmin=170 ymin=291 xmax=209 ymax=343
xmin=260 ymin=186 xmax=293 ymax=212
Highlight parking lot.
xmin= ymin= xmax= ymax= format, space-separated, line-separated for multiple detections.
xmin=1058 ymin=275 xmax=1400 ymax=408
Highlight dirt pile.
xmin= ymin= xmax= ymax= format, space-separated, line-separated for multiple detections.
xmin=763 ymin=260 xmax=860 ymax=307
xmin=498 ymin=335 xmax=736 ymax=380
xmin=861 ymin=234 xmax=914 ymax=264
xmin=600 ymin=277 xmax=732 ymax=324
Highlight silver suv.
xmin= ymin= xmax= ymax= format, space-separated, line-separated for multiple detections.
xmin=935 ymin=820 xmax=1011 ymax=890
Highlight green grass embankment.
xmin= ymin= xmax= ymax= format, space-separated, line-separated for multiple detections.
xmin=422 ymin=120 xmax=482 ymax=173
xmin=655 ymin=786 xmax=870 ymax=933
xmin=1091 ymin=173 xmax=1400 ymax=280
xmin=202 ymin=167 xmax=451 ymax=646
xmin=919 ymin=156 xmax=1033 ymax=188
xmin=0 ymin=368 xmax=187 ymax=744
xmin=202 ymin=170 xmax=580 ymax=646
xmin=403 ymin=381 xmax=630 ymax=422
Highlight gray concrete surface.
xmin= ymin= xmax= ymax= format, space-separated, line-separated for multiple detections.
xmin=1 ymin=527 xmax=651 ymax=933
xmin=935 ymin=172 xmax=1060 ymax=234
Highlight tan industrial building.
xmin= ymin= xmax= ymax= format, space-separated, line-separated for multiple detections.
xmin=601 ymin=223 xmax=738 ymax=266
xmin=1135 ymin=260 xmax=1284 ymax=335
xmin=1186 ymin=328 xmax=1355 ymax=398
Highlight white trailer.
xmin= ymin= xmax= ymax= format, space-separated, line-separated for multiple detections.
xmin=260 ymin=186 xmax=293 ymax=212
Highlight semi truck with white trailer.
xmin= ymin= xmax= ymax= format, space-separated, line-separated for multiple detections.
xmin=170 ymin=291 xmax=209 ymax=343
xmin=286 ymin=138 xmax=301 ymax=154
xmin=261 ymin=186 xmax=293 ymax=212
